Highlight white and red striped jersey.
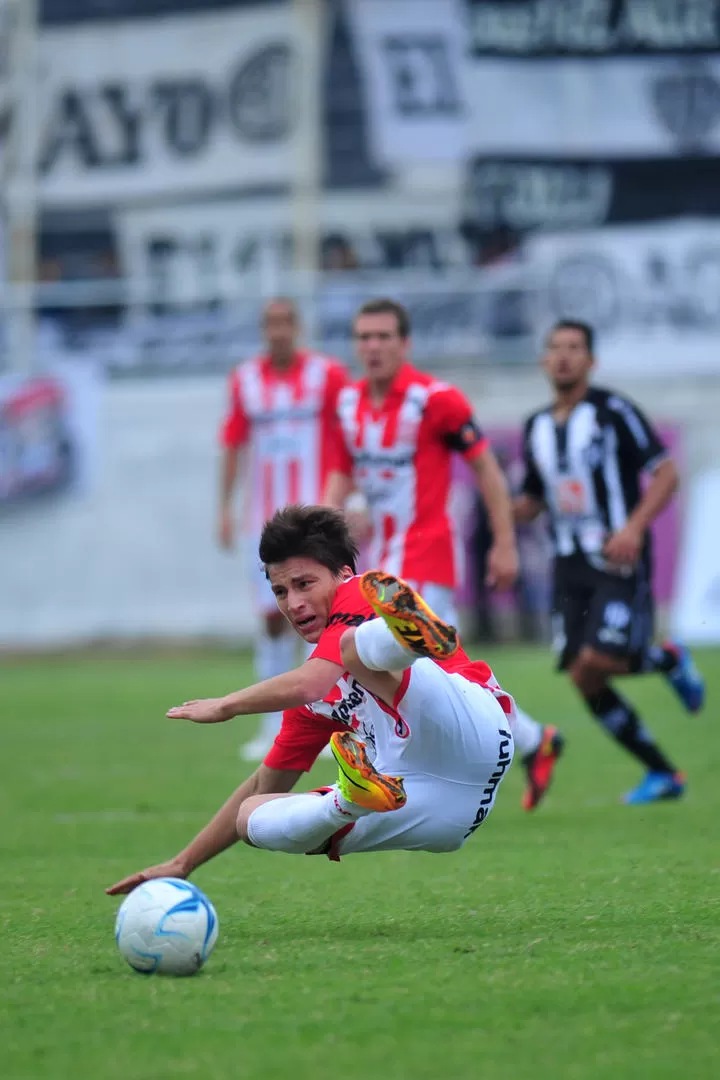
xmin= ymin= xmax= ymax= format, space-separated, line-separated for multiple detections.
xmin=221 ymin=350 xmax=347 ymax=534
xmin=332 ymin=364 xmax=487 ymax=588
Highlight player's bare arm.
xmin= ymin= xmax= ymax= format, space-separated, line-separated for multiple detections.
xmin=323 ymin=469 xmax=355 ymax=508
xmin=167 ymin=657 xmax=343 ymax=723
xmin=323 ymin=470 xmax=372 ymax=543
xmin=513 ymin=492 xmax=546 ymax=524
xmin=604 ymin=457 xmax=679 ymax=566
xmin=106 ymin=764 xmax=303 ymax=895
xmin=218 ymin=444 xmax=246 ymax=549
xmin=469 ymin=447 xmax=520 ymax=590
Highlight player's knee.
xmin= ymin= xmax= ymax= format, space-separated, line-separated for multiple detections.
xmin=236 ymin=795 xmax=267 ymax=844
xmin=339 ymin=628 xmax=358 ymax=668
xmin=570 ymin=651 xmax=605 ymax=694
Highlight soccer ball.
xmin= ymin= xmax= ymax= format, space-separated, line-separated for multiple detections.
xmin=115 ymin=877 xmax=219 ymax=976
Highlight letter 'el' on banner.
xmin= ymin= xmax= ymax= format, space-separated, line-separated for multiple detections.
xmin=671 ymin=469 xmax=720 ymax=645
xmin=344 ymin=0 xmax=470 ymax=168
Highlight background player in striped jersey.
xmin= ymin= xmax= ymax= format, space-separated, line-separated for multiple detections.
xmin=323 ymin=298 xmax=564 ymax=811
xmin=219 ymin=299 xmax=348 ymax=760
xmin=516 ymin=320 xmax=705 ymax=804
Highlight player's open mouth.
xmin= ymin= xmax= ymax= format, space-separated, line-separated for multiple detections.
xmin=295 ymin=615 xmax=317 ymax=632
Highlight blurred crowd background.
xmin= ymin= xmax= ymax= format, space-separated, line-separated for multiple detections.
xmin=2 ymin=0 xmax=720 ymax=650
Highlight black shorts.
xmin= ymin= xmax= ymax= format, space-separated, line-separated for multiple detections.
xmin=552 ymin=556 xmax=654 ymax=671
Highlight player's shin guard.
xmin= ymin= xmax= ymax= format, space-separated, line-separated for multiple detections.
xmin=354 ymin=617 xmax=417 ymax=672
xmin=247 ymin=791 xmax=372 ymax=854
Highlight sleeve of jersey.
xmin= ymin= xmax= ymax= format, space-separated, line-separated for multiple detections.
xmin=309 ymin=580 xmax=374 ymax=666
xmin=263 ymin=706 xmax=338 ymax=772
xmin=219 ymin=371 xmax=250 ymax=449
xmin=325 ymin=361 xmax=350 ymax=409
xmin=431 ymin=386 xmax=489 ymax=461
xmin=607 ymin=395 xmax=668 ymax=471
xmin=520 ymin=418 xmax=546 ymax=500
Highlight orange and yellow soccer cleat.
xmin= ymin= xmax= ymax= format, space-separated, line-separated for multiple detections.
xmin=330 ymin=731 xmax=407 ymax=813
xmin=359 ymin=571 xmax=458 ymax=659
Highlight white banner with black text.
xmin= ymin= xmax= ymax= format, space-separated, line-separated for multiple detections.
xmin=37 ymin=7 xmax=291 ymax=205
xmin=526 ymin=218 xmax=720 ymax=375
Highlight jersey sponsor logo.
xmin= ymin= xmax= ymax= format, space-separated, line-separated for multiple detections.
xmin=556 ymin=477 xmax=591 ymax=515
xmin=252 ymin=405 xmax=320 ymax=425
xmin=353 ymin=450 xmax=415 ymax=468
xmin=320 ymin=677 xmax=366 ymax=727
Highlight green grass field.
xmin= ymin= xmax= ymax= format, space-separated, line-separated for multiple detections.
xmin=2 ymin=645 xmax=718 ymax=1080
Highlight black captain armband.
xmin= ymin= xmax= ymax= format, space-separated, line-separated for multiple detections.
xmin=444 ymin=419 xmax=485 ymax=453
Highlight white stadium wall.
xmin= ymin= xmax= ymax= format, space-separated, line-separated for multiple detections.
xmin=2 ymin=368 xmax=720 ymax=651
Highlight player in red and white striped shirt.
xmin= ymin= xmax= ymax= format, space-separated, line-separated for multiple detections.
xmin=107 ymin=506 xmax=516 ymax=894
xmin=324 ymin=298 xmax=564 ymax=811
xmin=219 ymin=299 xmax=348 ymax=759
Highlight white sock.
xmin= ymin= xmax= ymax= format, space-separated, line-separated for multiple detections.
xmin=510 ymin=705 xmax=543 ymax=757
xmin=255 ymin=631 xmax=296 ymax=741
xmin=247 ymin=789 xmax=372 ymax=854
xmin=354 ymin=618 xmax=415 ymax=672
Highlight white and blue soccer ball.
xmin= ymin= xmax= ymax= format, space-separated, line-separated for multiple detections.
xmin=115 ymin=877 xmax=219 ymax=976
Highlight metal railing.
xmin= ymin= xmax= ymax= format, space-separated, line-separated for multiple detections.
xmin=1 ymin=266 xmax=542 ymax=377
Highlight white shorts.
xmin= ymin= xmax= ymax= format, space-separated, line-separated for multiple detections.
xmin=332 ymin=659 xmax=514 ymax=857
xmin=404 ymin=582 xmax=457 ymax=627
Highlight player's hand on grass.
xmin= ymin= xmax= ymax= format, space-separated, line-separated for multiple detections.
xmin=486 ymin=542 xmax=519 ymax=591
xmin=106 ymin=859 xmax=187 ymax=896
xmin=603 ymin=524 xmax=642 ymax=567
xmin=167 ymin=697 xmax=233 ymax=723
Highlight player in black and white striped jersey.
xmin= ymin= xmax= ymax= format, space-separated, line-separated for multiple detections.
xmin=515 ymin=320 xmax=705 ymax=805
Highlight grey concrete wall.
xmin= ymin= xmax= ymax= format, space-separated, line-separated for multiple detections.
xmin=2 ymin=369 xmax=719 ymax=649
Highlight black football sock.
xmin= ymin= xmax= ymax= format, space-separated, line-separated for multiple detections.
xmin=584 ymin=687 xmax=677 ymax=773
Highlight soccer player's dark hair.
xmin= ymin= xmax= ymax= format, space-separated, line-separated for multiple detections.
xmin=262 ymin=297 xmax=299 ymax=324
xmin=354 ymin=298 xmax=411 ymax=339
xmin=549 ymin=319 xmax=595 ymax=353
xmin=259 ymin=505 xmax=359 ymax=576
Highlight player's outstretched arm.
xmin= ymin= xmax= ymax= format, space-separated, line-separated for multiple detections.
xmin=470 ymin=448 xmax=519 ymax=590
xmin=322 ymin=468 xmax=355 ymax=509
xmin=105 ymin=763 xmax=302 ymax=894
xmin=166 ymin=658 xmax=343 ymax=723
xmin=218 ymin=446 xmax=246 ymax=550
